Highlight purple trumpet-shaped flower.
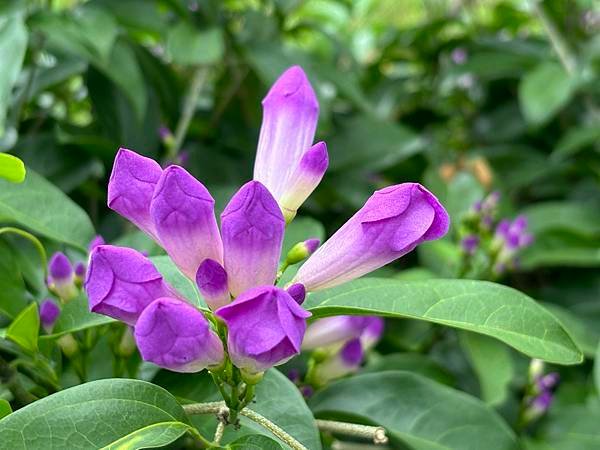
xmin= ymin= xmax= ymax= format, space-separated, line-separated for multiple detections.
xmin=302 ymin=315 xmax=377 ymax=350
xmin=196 ymin=258 xmax=230 ymax=310
xmin=294 ymin=183 xmax=450 ymax=291
xmin=216 ymin=286 xmax=311 ymax=373
xmin=39 ymin=299 xmax=61 ymax=333
xmin=150 ymin=165 xmax=223 ymax=279
xmin=254 ymin=66 xmax=319 ymax=203
xmin=221 ymin=181 xmax=285 ymax=297
xmin=48 ymin=252 xmax=78 ymax=301
xmin=85 ymin=245 xmax=177 ymax=325
xmin=88 ymin=235 xmax=105 ymax=252
xmin=314 ymin=338 xmax=364 ymax=384
xmin=286 ymin=283 xmax=306 ymax=304
xmin=279 ymin=142 xmax=328 ymax=222
xmin=135 ymin=297 xmax=224 ymax=372
xmin=108 ymin=148 xmax=163 ymax=241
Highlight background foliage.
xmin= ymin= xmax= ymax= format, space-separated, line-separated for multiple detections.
xmin=1 ymin=0 xmax=599 ymax=449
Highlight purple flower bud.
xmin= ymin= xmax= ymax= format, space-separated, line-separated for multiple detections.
xmin=461 ymin=235 xmax=479 ymax=255
xmin=314 ymin=338 xmax=364 ymax=384
xmin=158 ymin=125 xmax=173 ymax=141
xmin=221 ymin=181 xmax=285 ymax=297
xmin=360 ymin=316 xmax=385 ymax=350
xmin=451 ymin=48 xmax=468 ymax=65
xmin=74 ymin=262 xmax=86 ymax=279
xmin=85 ymin=245 xmax=177 ymax=325
xmin=287 ymin=368 xmax=301 ymax=383
xmin=39 ymin=299 xmax=60 ymax=332
xmin=108 ymin=149 xmax=163 ymax=241
xmin=294 ymin=183 xmax=449 ymax=291
xmin=495 ymin=219 xmax=511 ymax=240
xmin=537 ymin=372 xmax=560 ymax=390
xmin=88 ymin=235 xmax=105 ymax=253
xmin=510 ymin=215 xmax=528 ymax=234
xmin=216 ymin=286 xmax=311 ymax=373
xmin=286 ymin=238 xmax=321 ymax=265
xmin=472 ymin=200 xmax=483 ymax=213
xmin=300 ymin=385 xmax=314 ymax=398
xmin=530 ymin=390 xmax=553 ymax=414
xmin=48 ymin=252 xmax=77 ymax=301
xmin=135 ymin=297 xmax=224 ymax=372
xmin=195 ymin=259 xmax=230 ymax=310
xmin=254 ymin=66 xmax=319 ymax=201
xmin=279 ymin=141 xmax=329 ymax=222
xmin=302 ymin=316 xmax=374 ymax=350
xmin=150 ymin=165 xmax=223 ymax=279
xmin=286 ymin=283 xmax=306 ymax=304
xmin=520 ymin=233 xmax=534 ymax=248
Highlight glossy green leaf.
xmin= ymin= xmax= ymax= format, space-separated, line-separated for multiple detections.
xmin=150 ymin=256 xmax=205 ymax=308
xmin=6 ymin=302 xmax=39 ymax=352
xmin=0 ymin=11 xmax=27 ymax=134
xmin=310 ymin=371 xmax=517 ymax=450
xmin=519 ymin=62 xmax=574 ymax=125
xmin=543 ymin=303 xmax=600 ymax=358
xmin=228 ymin=434 xmax=284 ymax=449
xmin=101 ymin=421 xmax=192 ymax=450
xmin=304 ymin=278 xmax=583 ymax=364
xmin=0 ymin=399 xmax=12 ymax=420
xmin=460 ymin=332 xmax=514 ymax=405
xmin=521 ymin=202 xmax=600 ymax=239
xmin=44 ymin=293 xmax=114 ymax=339
xmin=595 ymin=343 xmax=600 ymax=393
xmin=0 ymin=239 xmax=28 ymax=319
xmin=0 ymin=169 xmax=95 ymax=250
xmin=167 ymin=24 xmax=224 ymax=65
xmin=363 ymin=353 xmax=455 ymax=386
xmin=0 ymin=379 xmax=190 ymax=449
xmin=0 ymin=153 xmax=25 ymax=183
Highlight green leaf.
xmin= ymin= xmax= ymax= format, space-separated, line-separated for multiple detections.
xmin=154 ymin=369 xmax=321 ymax=449
xmin=6 ymin=302 xmax=39 ymax=352
xmin=542 ymin=303 xmax=600 ymax=358
xmin=551 ymin=123 xmax=600 ymax=160
xmin=304 ymin=278 xmax=583 ymax=364
xmin=0 ymin=169 xmax=95 ymax=250
xmin=310 ymin=371 xmax=517 ymax=450
xmin=362 ymin=353 xmax=455 ymax=386
xmin=0 ymin=379 xmax=190 ymax=449
xmin=539 ymin=403 xmax=600 ymax=450
xmin=0 ymin=11 xmax=27 ymax=135
xmin=0 ymin=399 xmax=12 ymax=420
xmin=459 ymin=332 xmax=514 ymax=405
xmin=519 ymin=62 xmax=574 ymax=126
xmin=228 ymin=434 xmax=284 ymax=449
xmin=0 ymin=154 xmax=25 ymax=183
xmin=44 ymin=293 xmax=114 ymax=339
xmin=521 ymin=201 xmax=600 ymax=239
xmin=167 ymin=24 xmax=224 ymax=65
xmin=101 ymin=421 xmax=192 ymax=450
xmin=150 ymin=256 xmax=205 ymax=308
xmin=0 ymin=239 xmax=28 ymax=319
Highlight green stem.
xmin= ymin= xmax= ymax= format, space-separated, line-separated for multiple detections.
xmin=315 ymin=420 xmax=388 ymax=444
xmin=166 ymin=66 xmax=210 ymax=162
xmin=213 ymin=420 xmax=225 ymax=446
xmin=0 ymin=354 xmax=37 ymax=406
xmin=0 ymin=227 xmax=48 ymax=277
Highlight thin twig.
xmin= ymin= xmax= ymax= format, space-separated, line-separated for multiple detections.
xmin=183 ymin=402 xmax=308 ymax=450
xmin=167 ymin=66 xmax=210 ymax=161
xmin=316 ymin=420 xmax=389 ymax=445
xmin=213 ymin=420 xmax=225 ymax=445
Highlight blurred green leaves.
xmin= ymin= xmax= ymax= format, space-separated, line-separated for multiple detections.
xmin=167 ymin=24 xmax=224 ymax=66
xmin=0 ymin=154 xmax=25 ymax=183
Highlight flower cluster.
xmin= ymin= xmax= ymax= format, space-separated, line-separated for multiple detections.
xmin=521 ymin=359 xmax=560 ymax=425
xmin=458 ymin=191 xmax=533 ymax=278
xmin=84 ymin=66 xmax=449 ymax=404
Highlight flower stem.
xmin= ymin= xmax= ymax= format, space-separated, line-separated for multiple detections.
xmin=0 ymin=227 xmax=48 ymax=277
xmin=166 ymin=66 xmax=209 ymax=162
xmin=183 ymin=402 xmax=308 ymax=450
xmin=213 ymin=420 xmax=225 ymax=445
xmin=316 ymin=420 xmax=388 ymax=445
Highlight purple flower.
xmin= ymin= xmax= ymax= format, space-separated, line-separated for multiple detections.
xmin=221 ymin=181 xmax=285 ymax=297
xmin=314 ymin=338 xmax=364 ymax=384
xmin=88 ymin=235 xmax=105 ymax=253
xmin=108 ymin=148 xmax=163 ymax=241
xmin=279 ymin=142 xmax=328 ymax=222
xmin=150 ymin=165 xmax=222 ymax=279
xmin=48 ymin=252 xmax=77 ymax=301
xmin=451 ymin=48 xmax=468 ymax=65
xmin=293 ymin=183 xmax=449 ymax=291
xmin=303 ymin=316 xmax=377 ymax=350
xmin=216 ymin=286 xmax=311 ymax=373
xmin=360 ymin=317 xmax=385 ymax=350
xmin=158 ymin=125 xmax=173 ymax=142
xmin=461 ymin=235 xmax=479 ymax=255
xmin=537 ymin=372 xmax=560 ymax=391
xmin=529 ymin=390 xmax=553 ymax=416
xmin=135 ymin=297 xmax=224 ymax=372
xmin=195 ymin=258 xmax=230 ymax=311
xmin=286 ymin=283 xmax=306 ymax=304
xmin=74 ymin=262 xmax=86 ymax=279
xmin=85 ymin=245 xmax=178 ymax=325
xmin=253 ymin=66 xmax=321 ymax=212
xmin=39 ymin=299 xmax=60 ymax=333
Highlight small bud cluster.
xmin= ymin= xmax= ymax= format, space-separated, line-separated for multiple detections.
xmin=520 ymin=359 xmax=560 ymax=426
xmin=457 ymin=191 xmax=533 ymax=279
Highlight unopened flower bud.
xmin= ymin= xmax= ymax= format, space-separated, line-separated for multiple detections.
xmin=286 ymin=283 xmax=306 ymax=305
xmin=39 ymin=299 xmax=60 ymax=333
xmin=285 ymin=238 xmax=320 ymax=265
xmin=195 ymin=259 xmax=230 ymax=310
xmin=461 ymin=235 xmax=479 ymax=255
xmin=313 ymin=338 xmax=364 ymax=385
xmin=48 ymin=252 xmax=78 ymax=302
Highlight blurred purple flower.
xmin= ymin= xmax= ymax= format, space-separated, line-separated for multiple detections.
xmin=39 ymin=299 xmax=60 ymax=333
xmin=48 ymin=252 xmax=77 ymax=301
xmin=451 ymin=48 xmax=468 ymax=65
xmin=461 ymin=235 xmax=479 ymax=255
